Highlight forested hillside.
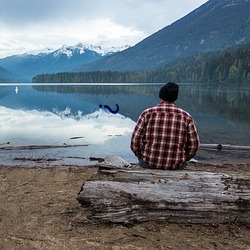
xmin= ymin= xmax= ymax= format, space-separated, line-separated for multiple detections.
xmin=151 ymin=43 xmax=250 ymax=84
xmin=33 ymin=43 xmax=250 ymax=85
xmin=75 ymin=0 xmax=250 ymax=72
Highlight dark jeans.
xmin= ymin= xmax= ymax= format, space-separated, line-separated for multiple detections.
xmin=138 ymin=158 xmax=188 ymax=170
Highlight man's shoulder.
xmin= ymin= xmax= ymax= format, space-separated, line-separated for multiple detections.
xmin=142 ymin=105 xmax=159 ymax=114
xmin=175 ymin=106 xmax=194 ymax=121
xmin=175 ymin=106 xmax=191 ymax=115
xmin=141 ymin=103 xmax=193 ymax=119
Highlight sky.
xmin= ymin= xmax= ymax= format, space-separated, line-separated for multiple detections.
xmin=0 ymin=0 xmax=208 ymax=58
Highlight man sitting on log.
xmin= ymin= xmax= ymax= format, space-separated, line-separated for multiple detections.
xmin=130 ymin=82 xmax=200 ymax=170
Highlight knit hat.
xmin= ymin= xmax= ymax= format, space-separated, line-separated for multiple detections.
xmin=159 ymin=82 xmax=179 ymax=102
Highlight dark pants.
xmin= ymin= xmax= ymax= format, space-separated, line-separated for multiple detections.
xmin=138 ymin=158 xmax=188 ymax=170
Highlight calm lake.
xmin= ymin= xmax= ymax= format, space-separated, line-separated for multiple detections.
xmin=0 ymin=83 xmax=250 ymax=167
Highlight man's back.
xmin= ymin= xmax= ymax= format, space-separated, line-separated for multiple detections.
xmin=130 ymin=82 xmax=200 ymax=170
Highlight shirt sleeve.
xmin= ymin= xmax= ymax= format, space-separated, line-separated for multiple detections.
xmin=185 ymin=119 xmax=200 ymax=161
xmin=130 ymin=113 xmax=147 ymax=158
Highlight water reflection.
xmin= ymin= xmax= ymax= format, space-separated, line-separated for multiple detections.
xmin=33 ymin=83 xmax=250 ymax=123
xmin=178 ymin=84 xmax=250 ymax=123
xmin=0 ymin=105 xmax=136 ymax=166
xmin=0 ymin=106 xmax=134 ymax=145
xmin=0 ymin=83 xmax=250 ymax=166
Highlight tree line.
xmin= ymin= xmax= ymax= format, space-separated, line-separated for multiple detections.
xmin=32 ymin=43 xmax=250 ymax=85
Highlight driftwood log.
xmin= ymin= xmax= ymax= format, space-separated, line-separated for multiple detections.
xmin=200 ymin=143 xmax=250 ymax=151
xmin=77 ymin=157 xmax=250 ymax=225
xmin=0 ymin=144 xmax=88 ymax=150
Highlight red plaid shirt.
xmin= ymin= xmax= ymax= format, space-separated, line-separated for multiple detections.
xmin=130 ymin=102 xmax=200 ymax=169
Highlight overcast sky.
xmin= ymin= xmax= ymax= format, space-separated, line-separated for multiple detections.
xmin=0 ymin=0 xmax=208 ymax=58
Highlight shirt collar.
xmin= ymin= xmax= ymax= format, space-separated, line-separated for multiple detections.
xmin=158 ymin=101 xmax=176 ymax=107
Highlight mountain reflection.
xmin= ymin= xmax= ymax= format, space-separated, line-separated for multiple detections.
xmin=1 ymin=83 xmax=250 ymax=165
xmin=33 ymin=83 xmax=250 ymax=122
xmin=0 ymin=106 xmax=135 ymax=146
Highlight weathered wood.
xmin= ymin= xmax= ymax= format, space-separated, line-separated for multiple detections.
xmin=0 ymin=144 xmax=88 ymax=150
xmin=77 ymin=166 xmax=250 ymax=225
xmin=200 ymin=143 xmax=250 ymax=151
xmin=96 ymin=155 xmax=132 ymax=168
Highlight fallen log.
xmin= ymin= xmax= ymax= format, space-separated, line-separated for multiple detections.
xmin=14 ymin=156 xmax=57 ymax=162
xmin=0 ymin=144 xmax=89 ymax=150
xmin=77 ymin=163 xmax=250 ymax=225
xmin=200 ymin=143 xmax=250 ymax=151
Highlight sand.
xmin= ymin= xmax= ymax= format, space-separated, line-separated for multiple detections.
xmin=0 ymin=163 xmax=249 ymax=250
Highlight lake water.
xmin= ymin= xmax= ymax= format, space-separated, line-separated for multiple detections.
xmin=0 ymin=83 xmax=250 ymax=167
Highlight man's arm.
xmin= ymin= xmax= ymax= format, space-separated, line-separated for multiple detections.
xmin=185 ymin=119 xmax=200 ymax=161
xmin=130 ymin=114 xmax=146 ymax=158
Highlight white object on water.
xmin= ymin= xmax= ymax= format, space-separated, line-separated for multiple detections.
xmin=15 ymin=86 xmax=18 ymax=94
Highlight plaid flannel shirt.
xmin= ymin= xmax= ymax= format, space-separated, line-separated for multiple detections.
xmin=130 ymin=102 xmax=200 ymax=169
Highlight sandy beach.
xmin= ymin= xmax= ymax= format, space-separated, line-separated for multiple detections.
xmin=0 ymin=163 xmax=249 ymax=250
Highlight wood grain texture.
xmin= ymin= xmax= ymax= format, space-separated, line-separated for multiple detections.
xmin=77 ymin=166 xmax=250 ymax=225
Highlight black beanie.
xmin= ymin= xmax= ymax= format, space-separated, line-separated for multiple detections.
xmin=159 ymin=82 xmax=179 ymax=102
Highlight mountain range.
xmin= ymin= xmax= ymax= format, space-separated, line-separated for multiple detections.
xmin=0 ymin=44 xmax=129 ymax=82
xmin=75 ymin=0 xmax=250 ymax=72
xmin=0 ymin=66 xmax=24 ymax=83
xmin=0 ymin=0 xmax=249 ymax=82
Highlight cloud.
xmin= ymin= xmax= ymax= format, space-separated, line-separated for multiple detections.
xmin=0 ymin=106 xmax=137 ymax=166
xmin=0 ymin=18 xmax=145 ymax=57
xmin=0 ymin=0 xmax=72 ymax=24
xmin=0 ymin=106 xmax=135 ymax=145
xmin=0 ymin=0 xmax=208 ymax=57
xmin=0 ymin=0 xmax=207 ymax=32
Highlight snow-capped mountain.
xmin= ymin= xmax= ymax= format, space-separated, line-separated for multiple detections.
xmin=29 ymin=43 xmax=130 ymax=58
xmin=0 ymin=43 xmax=130 ymax=82
xmin=51 ymin=43 xmax=130 ymax=58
